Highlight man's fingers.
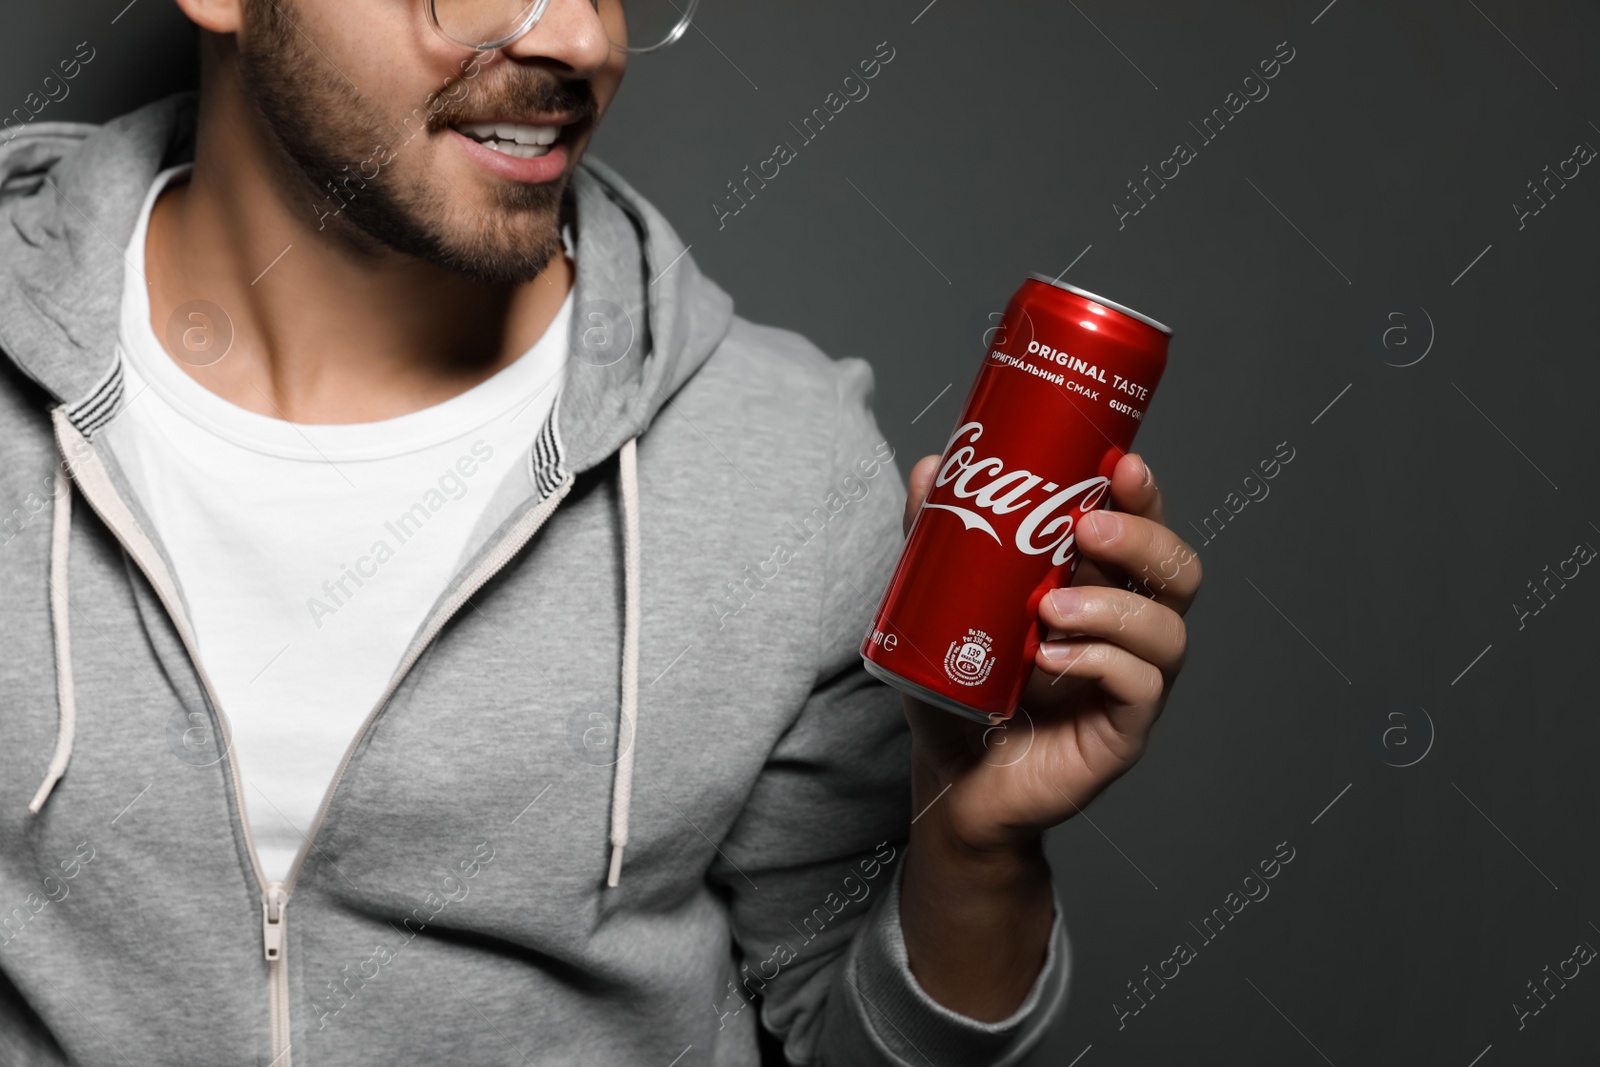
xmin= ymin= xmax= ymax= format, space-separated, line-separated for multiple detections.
xmin=904 ymin=454 xmax=939 ymax=535
xmin=1032 ymin=639 xmax=1164 ymax=738
xmin=1038 ymin=586 xmax=1187 ymax=675
xmin=1112 ymin=452 xmax=1164 ymax=524
xmin=1074 ymin=507 xmax=1201 ymax=611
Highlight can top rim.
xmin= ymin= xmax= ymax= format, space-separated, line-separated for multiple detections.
xmin=1026 ymin=274 xmax=1173 ymax=335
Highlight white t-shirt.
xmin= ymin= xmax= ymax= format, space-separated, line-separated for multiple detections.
xmin=106 ymin=167 xmax=573 ymax=883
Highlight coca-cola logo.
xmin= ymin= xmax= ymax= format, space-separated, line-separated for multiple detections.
xmin=921 ymin=422 xmax=1110 ymax=566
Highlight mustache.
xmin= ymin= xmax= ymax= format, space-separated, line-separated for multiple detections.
xmin=426 ymin=73 xmax=599 ymax=131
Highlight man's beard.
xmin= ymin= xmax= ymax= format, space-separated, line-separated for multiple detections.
xmin=237 ymin=0 xmax=596 ymax=286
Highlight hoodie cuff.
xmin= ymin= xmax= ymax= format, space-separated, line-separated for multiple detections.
xmin=842 ymin=861 xmax=1070 ymax=1067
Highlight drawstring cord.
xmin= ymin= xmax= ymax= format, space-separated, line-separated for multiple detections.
xmin=29 ymin=462 xmax=76 ymax=814
xmin=607 ymin=436 xmax=642 ymax=887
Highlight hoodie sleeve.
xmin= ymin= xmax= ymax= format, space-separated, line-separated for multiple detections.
xmin=705 ymin=356 xmax=1070 ymax=1066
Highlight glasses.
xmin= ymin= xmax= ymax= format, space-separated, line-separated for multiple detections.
xmin=428 ymin=0 xmax=699 ymax=55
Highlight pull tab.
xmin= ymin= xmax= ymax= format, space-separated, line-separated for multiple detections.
xmin=262 ymin=883 xmax=286 ymax=962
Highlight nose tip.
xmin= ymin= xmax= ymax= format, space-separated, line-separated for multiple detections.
xmin=501 ymin=0 xmax=615 ymax=76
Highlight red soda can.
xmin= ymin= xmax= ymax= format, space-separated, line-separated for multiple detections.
xmin=861 ymin=275 xmax=1171 ymax=723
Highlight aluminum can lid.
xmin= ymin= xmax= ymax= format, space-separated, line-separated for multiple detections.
xmin=1026 ymin=273 xmax=1172 ymax=335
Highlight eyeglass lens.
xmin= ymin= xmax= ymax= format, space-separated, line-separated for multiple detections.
xmin=430 ymin=0 xmax=697 ymax=54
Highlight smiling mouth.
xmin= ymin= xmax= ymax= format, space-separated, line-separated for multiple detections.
xmin=452 ymin=122 xmax=564 ymax=159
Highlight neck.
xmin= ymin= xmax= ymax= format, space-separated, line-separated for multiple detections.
xmin=145 ymin=71 xmax=573 ymax=425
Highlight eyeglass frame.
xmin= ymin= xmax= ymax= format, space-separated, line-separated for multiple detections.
xmin=425 ymin=0 xmax=699 ymax=55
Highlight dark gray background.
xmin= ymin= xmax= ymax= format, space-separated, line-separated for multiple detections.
xmin=8 ymin=1 xmax=1599 ymax=1062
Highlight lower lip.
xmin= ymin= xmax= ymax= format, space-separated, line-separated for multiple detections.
xmin=451 ymin=129 xmax=570 ymax=184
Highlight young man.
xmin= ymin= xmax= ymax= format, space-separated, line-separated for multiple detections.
xmin=0 ymin=1 xmax=1199 ymax=1063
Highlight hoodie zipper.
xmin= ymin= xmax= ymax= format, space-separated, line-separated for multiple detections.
xmin=263 ymin=883 xmax=290 ymax=1062
xmin=52 ymin=409 xmax=573 ymax=1066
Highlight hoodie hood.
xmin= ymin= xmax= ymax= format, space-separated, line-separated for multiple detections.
xmin=0 ymin=92 xmax=734 ymax=471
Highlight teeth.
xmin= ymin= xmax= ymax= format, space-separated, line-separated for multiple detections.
xmin=480 ymin=139 xmax=553 ymax=159
xmin=459 ymin=122 xmax=561 ymax=146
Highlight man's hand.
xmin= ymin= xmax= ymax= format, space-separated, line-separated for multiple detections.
xmin=895 ymin=450 xmax=1201 ymax=1021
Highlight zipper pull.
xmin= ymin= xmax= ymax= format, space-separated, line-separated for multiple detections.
xmin=262 ymin=883 xmax=287 ymax=961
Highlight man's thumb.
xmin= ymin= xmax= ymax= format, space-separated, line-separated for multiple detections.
xmin=903 ymin=454 xmax=939 ymax=535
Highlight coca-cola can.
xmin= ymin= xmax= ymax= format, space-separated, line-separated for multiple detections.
xmin=861 ymin=275 xmax=1172 ymax=723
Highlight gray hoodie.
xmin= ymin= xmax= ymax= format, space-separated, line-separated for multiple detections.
xmin=0 ymin=95 xmax=1068 ymax=1066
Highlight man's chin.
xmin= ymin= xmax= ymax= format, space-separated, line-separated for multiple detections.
xmin=416 ymin=242 xmax=562 ymax=287
xmin=330 ymin=188 xmax=568 ymax=288
xmin=419 ymin=220 xmax=566 ymax=287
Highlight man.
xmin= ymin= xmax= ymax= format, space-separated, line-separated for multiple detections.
xmin=0 ymin=0 xmax=1200 ymax=1063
